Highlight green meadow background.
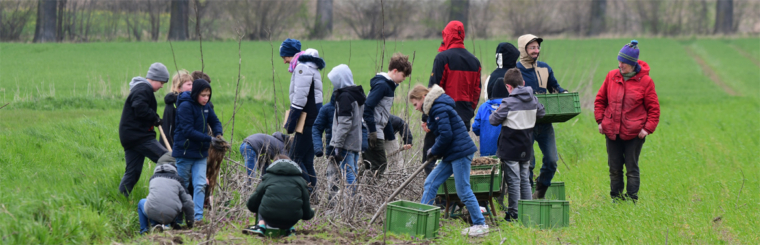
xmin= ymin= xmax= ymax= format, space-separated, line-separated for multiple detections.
xmin=0 ymin=38 xmax=758 ymax=244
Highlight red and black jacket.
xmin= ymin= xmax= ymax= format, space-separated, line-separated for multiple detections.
xmin=427 ymin=21 xmax=482 ymax=127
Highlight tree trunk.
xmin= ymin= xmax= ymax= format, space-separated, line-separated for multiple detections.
xmin=714 ymin=0 xmax=733 ymax=34
xmin=311 ymin=0 xmax=333 ymax=38
xmin=34 ymin=0 xmax=57 ymax=43
xmin=588 ymin=0 xmax=606 ymax=36
xmin=168 ymin=0 xmax=189 ymax=40
xmin=449 ymin=0 xmax=469 ymax=29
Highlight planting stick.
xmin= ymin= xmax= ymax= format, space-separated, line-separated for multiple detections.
xmin=367 ymin=157 xmax=437 ymax=226
xmin=0 ymin=103 xmax=9 ymax=110
xmin=158 ymin=125 xmax=172 ymax=152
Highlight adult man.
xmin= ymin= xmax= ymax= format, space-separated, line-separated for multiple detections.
xmin=422 ymin=20 xmax=481 ymax=174
xmin=515 ymin=34 xmax=567 ymax=199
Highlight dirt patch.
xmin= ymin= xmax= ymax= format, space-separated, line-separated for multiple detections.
xmin=472 ymin=157 xmax=499 ymax=166
xmin=729 ymin=44 xmax=760 ymax=67
xmin=685 ymin=46 xmax=739 ymax=96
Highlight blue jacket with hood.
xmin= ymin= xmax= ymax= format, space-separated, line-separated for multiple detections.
xmin=172 ymin=79 xmax=223 ymax=159
xmin=424 ymin=85 xmax=478 ymax=161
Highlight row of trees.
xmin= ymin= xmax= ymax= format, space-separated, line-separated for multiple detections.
xmin=0 ymin=0 xmax=756 ymax=43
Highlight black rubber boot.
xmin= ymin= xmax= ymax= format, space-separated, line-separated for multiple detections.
xmin=533 ymin=182 xmax=548 ymax=199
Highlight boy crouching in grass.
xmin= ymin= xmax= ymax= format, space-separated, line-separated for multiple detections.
xmin=137 ymin=153 xmax=194 ymax=234
xmin=244 ymin=155 xmax=314 ymax=237
xmin=489 ymin=68 xmax=545 ymax=222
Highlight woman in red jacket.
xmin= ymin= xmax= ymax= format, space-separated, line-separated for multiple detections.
xmin=594 ymin=40 xmax=660 ymax=202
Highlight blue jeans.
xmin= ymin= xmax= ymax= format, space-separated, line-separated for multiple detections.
xmin=338 ymin=149 xmax=359 ymax=186
xmin=176 ymin=157 xmax=207 ymax=221
xmin=239 ymin=143 xmax=263 ymax=178
xmin=420 ymin=154 xmax=485 ymax=225
xmin=137 ymin=199 xmax=158 ymax=234
xmin=530 ymin=123 xmax=559 ymax=188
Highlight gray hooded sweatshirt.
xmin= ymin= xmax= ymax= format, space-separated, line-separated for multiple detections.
xmin=328 ymin=65 xmax=367 ymax=152
xmin=144 ymin=153 xmax=195 ymax=225
xmin=129 ymin=77 xmax=151 ymax=91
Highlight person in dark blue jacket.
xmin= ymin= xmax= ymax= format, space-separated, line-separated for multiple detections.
xmin=312 ymin=93 xmax=336 ymax=158
xmin=408 ymin=84 xmax=488 ymax=237
xmin=172 ymin=79 xmax=223 ymax=222
xmin=516 ymin=34 xmax=566 ymax=198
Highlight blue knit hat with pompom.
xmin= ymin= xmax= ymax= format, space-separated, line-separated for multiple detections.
xmin=617 ymin=40 xmax=639 ymax=66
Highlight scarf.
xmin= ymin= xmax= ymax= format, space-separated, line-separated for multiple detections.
xmin=288 ymin=51 xmax=305 ymax=73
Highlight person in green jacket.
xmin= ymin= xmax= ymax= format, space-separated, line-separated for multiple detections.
xmin=244 ymin=155 xmax=314 ymax=236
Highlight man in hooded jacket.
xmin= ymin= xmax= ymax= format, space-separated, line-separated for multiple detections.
xmin=421 ymin=20 xmax=481 ymax=174
xmin=515 ymin=34 xmax=567 ymax=199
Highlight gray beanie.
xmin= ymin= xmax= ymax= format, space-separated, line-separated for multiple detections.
xmin=146 ymin=62 xmax=170 ymax=82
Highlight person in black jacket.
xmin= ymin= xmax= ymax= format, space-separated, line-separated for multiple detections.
xmin=485 ymin=43 xmax=520 ymax=100
xmin=118 ymin=62 xmax=171 ymax=197
xmin=383 ymin=115 xmax=413 ymax=168
xmin=159 ymin=70 xmax=193 ymax=148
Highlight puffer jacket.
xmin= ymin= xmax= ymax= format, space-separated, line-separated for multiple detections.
xmin=144 ymin=154 xmax=194 ymax=226
xmin=594 ymin=60 xmax=660 ymax=141
xmin=328 ymin=65 xmax=366 ymax=152
xmin=172 ymin=81 xmax=223 ymax=159
xmin=246 ymin=159 xmax=314 ymax=229
xmin=363 ymin=73 xmax=397 ymax=140
xmin=286 ymin=48 xmax=325 ymax=133
xmin=423 ymin=85 xmax=478 ymax=161
xmin=472 ymin=98 xmax=503 ymax=156
xmin=516 ymin=34 xmax=566 ymax=94
xmin=489 ymin=86 xmax=545 ymax=161
xmin=485 ymin=42 xmax=520 ymax=100
xmin=312 ymin=94 xmax=336 ymax=156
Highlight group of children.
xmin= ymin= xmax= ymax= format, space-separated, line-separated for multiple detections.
xmin=120 ymin=27 xmax=564 ymax=238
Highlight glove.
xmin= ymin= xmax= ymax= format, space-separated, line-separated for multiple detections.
xmin=368 ymin=132 xmax=378 ymax=148
xmin=315 ymin=150 xmax=324 ymax=158
xmin=426 ymin=148 xmax=438 ymax=161
xmin=211 ymin=135 xmax=228 ymax=150
xmin=332 ymin=148 xmax=345 ymax=163
xmin=154 ymin=117 xmax=162 ymax=127
xmin=284 ymin=107 xmax=303 ymax=134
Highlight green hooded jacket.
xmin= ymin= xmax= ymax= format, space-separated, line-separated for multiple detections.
xmin=246 ymin=159 xmax=314 ymax=228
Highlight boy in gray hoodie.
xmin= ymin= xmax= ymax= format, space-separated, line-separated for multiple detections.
xmin=137 ymin=153 xmax=194 ymax=234
xmin=489 ymin=68 xmax=545 ymax=222
xmin=328 ymin=64 xmax=366 ymax=188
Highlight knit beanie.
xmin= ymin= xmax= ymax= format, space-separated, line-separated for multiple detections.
xmin=146 ymin=62 xmax=170 ymax=82
xmin=491 ymin=77 xmax=510 ymax=99
xmin=617 ymin=40 xmax=639 ymax=67
xmin=279 ymin=38 xmax=301 ymax=57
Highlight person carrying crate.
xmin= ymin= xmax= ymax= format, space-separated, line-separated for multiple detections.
xmin=489 ymin=68 xmax=546 ymax=222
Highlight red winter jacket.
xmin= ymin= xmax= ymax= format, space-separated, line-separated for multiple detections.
xmin=594 ymin=60 xmax=660 ymax=141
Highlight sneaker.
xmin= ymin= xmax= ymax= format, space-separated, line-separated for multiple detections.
xmin=151 ymin=224 xmax=171 ymax=233
xmin=504 ymin=212 xmax=518 ymax=222
xmin=286 ymin=227 xmax=297 ymax=237
xmin=242 ymin=224 xmax=266 ymax=236
xmin=461 ymin=224 xmax=489 ymax=237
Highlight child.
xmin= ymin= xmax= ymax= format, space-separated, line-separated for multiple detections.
xmin=312 ymin=93 xmax=336 ymax=158
xmin=409 ymin=84 xmax=488 ymax=237
xmin=240 ymin=132 xmax=290 ymax=178
xmin=244 ymin=155 xmax=315 ymax=236
xmin=362 ymin=53 xmax=412 ymax=178
xmin=118 ymin=62 xmax=170 ymax=197
xmin=328 ymin=64 xmax=366 ymax=188
xmin=383 ymin=115 xmax=413 ymax=167
xmin=488 ymin=68 xmax=545 ymax=222
xmin=172 ymin=79 xmax=224 ymax=222
xmin=472 ymin=77 xmax=510 ymax=157
xmin=138 ymin=153 xmax=194 ymax=234
xmin=281 ymin=38 xmax=325 ymax=190
xmin=160 ymin=70 xmax=193 ymax=148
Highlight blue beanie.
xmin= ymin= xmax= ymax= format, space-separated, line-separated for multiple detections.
xmin=617 ymin=40 xmax=639 ymax=66
xmin=279 ymin=38 xmax=301 ymax=57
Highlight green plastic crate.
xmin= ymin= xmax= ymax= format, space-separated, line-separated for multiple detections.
xmin=531 ymin=182 xmax=566 ymax=200
xmin=436 ymin=164 xmax=501 ymax=195
xmin=535 ymin=92 xmax=581 ymax=123
xmin=518 ymin=200 xmax=570 ymax=229
xmin=385 ymin=200 xmax=440 ymax=239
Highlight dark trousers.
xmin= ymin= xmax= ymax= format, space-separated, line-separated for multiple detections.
xmin=421 ymin=132 xmax=437 ymax=175
xmin=120 ymin=140 xmax=167 ymax=197
xmin=606 ymin=136 xmax=645 ymax=200
xmin=289 ymin=126 xmax=316 ymax=188
xmin=362 ymin=138 xmax=387 ymax=178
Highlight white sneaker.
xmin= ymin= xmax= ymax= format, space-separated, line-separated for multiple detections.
xmin=461 ymin=224 xmax=489 ymax=237
xmin=151 ymin=224 xmax=172 ymax=233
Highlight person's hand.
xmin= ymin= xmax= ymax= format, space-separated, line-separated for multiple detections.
xmin=155 ymin=118 xmax=163 ymax=127
xmin=315 ymin=150 xmax=324 ymax=158
xmin=333 ymin=148 xmax=344 ymax=162
xmin=211 ymin=135 xmax=227 ymax=150
xmin=368 ymin=132 xmax=378 ymax=148
xmin=598 ymin=124 xmax=603 ymax=134
xmin=426 ymin=148 xmax=437 ymax=160
xmin=421 ymin=122 xmax=431 ymax=133
xmin=638 ymin=129 xmax=649 ymax=139
xmin=403 ymin=144 xmax=412 ymax=150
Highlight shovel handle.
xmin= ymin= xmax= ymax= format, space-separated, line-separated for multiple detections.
xmin=158 ymin=125 xmax=173 ymax=152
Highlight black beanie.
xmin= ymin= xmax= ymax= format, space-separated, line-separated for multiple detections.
xmin=190 ymin=79 xmax=212 ymax=103
xmin=491 ymin=77 xmax=510 ymax=99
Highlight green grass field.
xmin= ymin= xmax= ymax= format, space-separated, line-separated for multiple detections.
xmin=1 ymin=38 xmax=758 ymax=244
